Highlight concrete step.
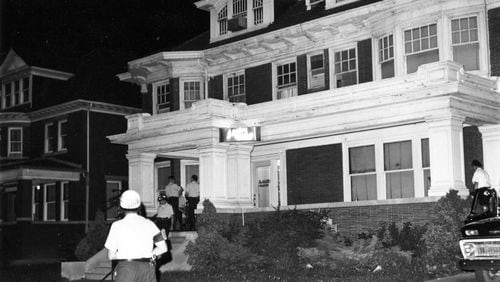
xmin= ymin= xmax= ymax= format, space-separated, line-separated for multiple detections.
xmin=85 ymin=272 xmax=112 ymax=280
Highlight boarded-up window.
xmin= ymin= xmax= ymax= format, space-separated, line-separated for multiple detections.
xmin=286 ymin=144 xmax=343 ymax=205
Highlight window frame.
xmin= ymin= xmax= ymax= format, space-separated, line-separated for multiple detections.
xmin=33 ymin=185 xmax=43 ymax=221
xmin=383 ymin=140 xmax=415 ymax=199
xmin=60 ymin=182 xmax=69 ymax=221
xmin=307 ymin=51 xmax=326 ymax=90
xmin=180 ymin=78 xmax=204 ymax=110
xmin=274 ymin=59 xmax=298 ymax=100
xmin=403 ymin=22 xmax=439 ymax=74
xmin=218 ymin=5 xmax=228 ymax=36
xmin=1 ymin=76 xmax=31 ymax=109
xmin=450 ymin=15 xmax=480 ymax=71
xmin=44 ymin=122 xmax=56 ymax=153
xmin=348 ymin=144 xmax=377 ymax=201
xmin=154 ymin=80 xmax=171 ymax=113
xmin=378 ymin=34 xmax=395 ymax=79
xmin=58 ymin=119 xmax=68 ymax=151
xmin=232 ymin=0 xmax=247 ymax=17
xmin=7 ymin=127 xmax=23 ymax=157
xmin=43 ymin=183 xmax=57 ymax=221
xmin=226 ymin=71 xmax=246 ymax=103
xmin=253 ymin=0 xmax=264 ymax=25
xmin=332 ymin=45 xmax=358 ymax=88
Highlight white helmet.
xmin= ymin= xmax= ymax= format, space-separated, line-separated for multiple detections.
xmin=120 ymin=190 xmax=141 ymax=210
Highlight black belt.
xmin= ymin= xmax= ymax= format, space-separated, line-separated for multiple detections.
xmin=116 ymin=258 xmax=151 ymax=262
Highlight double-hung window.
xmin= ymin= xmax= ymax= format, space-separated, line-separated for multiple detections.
xmin=33 ymin=185 xmax=43 ymax=221
xmin=233 ymin=0 xmax=247 ymax=17
xmin=253 ymin=0 xmax=263 ymax=25
xmin=218 ymin=5 xmax=228 ymax=35
xmin=58 ymin=120 xmax=67 ymax=151
xmin=183 ymin=81 xmax=202 ymax=109
xmin=156 ymin=81 xmax=170 ymax=112
xmin=379 ymin=34 xmax=394 ymax=79
xmin=45 ymin=122 xmax=57 ymax=153
xmin=421 ymin=138 xmax=431 ymax=196
xmin=276 ymin=61 xmax=297 ymax=99
xmin=227 ymin=73 xmax=245 ymax=103
xmin=334 ymin=47 xmax=357 ymax=88
xmin=8 ymin=127 xmax=22 ymax=156
xmin=13 ymin=80 xmax=21 ymax=105
xmin=451 ymin=16 xmax=479 ymax=71
xmin=404 ymin=23 xmax=439 ymax=74
xmin=384 ymin=140 xmax=414 ymax=199
xmin=44 ymin=183 xmax=57 ymax=221
xmin=308 ymin=53 xmax=325 ymax=89
xmin=4 ymin=82 xmax=12 ymax=108
xmin=349 ymin=145 xmax=377 ymax=201
xmin=61 ymin=182 xmax=69 ymax=221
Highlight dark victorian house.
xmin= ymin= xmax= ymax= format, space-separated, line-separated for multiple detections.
xmin=0 ymin=49 xmax=140 ymax=263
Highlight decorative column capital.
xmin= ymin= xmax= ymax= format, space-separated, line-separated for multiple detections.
xmin=197 ymin=144 xmax=230 ymax=155
xmin=126 ymin=152 xmax=157 ymax=163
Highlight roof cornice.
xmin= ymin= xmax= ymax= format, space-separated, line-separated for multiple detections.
xmin=31 ymin=66 xmax=74 ymax=81
xmin=28 ymin=99 xmax=141 ymax=122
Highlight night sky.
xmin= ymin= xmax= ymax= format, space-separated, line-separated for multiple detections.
xmin=1 ymin=0 xmax=209 ymax=107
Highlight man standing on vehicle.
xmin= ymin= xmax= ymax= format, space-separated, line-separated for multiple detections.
xmin=105 ymin=190 xmax=167 ymax=282
xmin=472 ymin=160 xmax=491 ymax=191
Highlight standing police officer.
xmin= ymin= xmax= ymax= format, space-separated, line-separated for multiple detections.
xmin=105 ymin=190 xmax=167 ymax=282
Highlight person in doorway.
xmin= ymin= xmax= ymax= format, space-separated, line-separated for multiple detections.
xmin=104 ymin=190 xmax=167 ymax=282
xmin=185 ymin=174 xmax=200 ymax=231
xmin=472 ymin=160 xmax=491 ymax=190
xmin=154 ymin=194 xmax=173 ymax=237
xmin=164 ymin=176 xmax=184 ymax=231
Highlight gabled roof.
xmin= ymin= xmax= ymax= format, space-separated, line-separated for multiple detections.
xmin=0 ymin=48 xmax=75 ymax=79
xmin=172 ymin=0 xmax=382 ymax=51
xmin=3 ymin=46 xmax=76 ymax=74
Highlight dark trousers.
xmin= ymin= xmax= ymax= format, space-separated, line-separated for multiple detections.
xmin=186 ymin=196 xmax=200 ymax=230
xmin=114 ymin=261 xmax=155 ymax=282
xmin=154 ymin=217 xmax=171 ymax=237
xmin=167 ymin=197 xmax=182 ymax=230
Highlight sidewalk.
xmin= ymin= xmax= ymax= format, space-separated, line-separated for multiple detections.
xmin=426 ymin=272 xmax=475 ymax=282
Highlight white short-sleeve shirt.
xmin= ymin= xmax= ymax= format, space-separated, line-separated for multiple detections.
xmin=472 ymin=168 xmax=491 ymax=188
xmin=105 ymin=213 xmax=161 ymax=259
xmin=157 ymin=203 xmax=174 ymax=218
xmin=185 ymin=181 xmax=200 ymax=197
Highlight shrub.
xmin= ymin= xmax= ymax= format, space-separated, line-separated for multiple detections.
xmin=185 ymin=200 xmax=264 ymax=273
xmin=245 ymin=209 xmax=325 ymax=270
xmin=74 ymin=210 xmax=109 ymax=261
xmin=422 ymin=190 xmax=472 ymax=275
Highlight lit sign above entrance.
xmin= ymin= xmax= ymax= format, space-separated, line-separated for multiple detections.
xmin=219 ymin=126 xmax=261 ymax=142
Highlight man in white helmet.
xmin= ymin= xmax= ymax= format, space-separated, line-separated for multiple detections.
xmin=104 ymin=190 xmax=167 ymax=282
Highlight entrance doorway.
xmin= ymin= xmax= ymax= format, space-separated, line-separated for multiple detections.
xmin=255 ymin=164 xmax=271 ymax=207
xmin=181 ymin=160 xmax=199 ymax=188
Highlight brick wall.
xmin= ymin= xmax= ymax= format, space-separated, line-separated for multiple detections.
xmin=223 ymin=201 xmax=437 ymax=238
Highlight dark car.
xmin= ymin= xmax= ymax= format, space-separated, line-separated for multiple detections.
xmin=459 ymin=188 xmax=500 ymax=282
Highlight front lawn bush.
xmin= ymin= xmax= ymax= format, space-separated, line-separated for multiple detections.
xmin=422 ymin=190 xmax=471 ymax=276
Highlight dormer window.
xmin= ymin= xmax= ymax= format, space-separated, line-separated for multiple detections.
xmin=218 ymin=5 xmax=228 ymax=35
xmin=253 ymin=0 xmax=263 ymax=25
xmin=1 ymin=76 xmax=31 ymax=110
xmin=233 ymin=0 xmax=247 ymax=17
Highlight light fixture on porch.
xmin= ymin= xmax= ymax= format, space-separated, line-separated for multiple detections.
xmin=219 ymin=121 xmax=261 ymax=142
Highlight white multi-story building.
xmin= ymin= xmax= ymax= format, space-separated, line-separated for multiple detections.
xmin=111 ymin=0 xmax=500 ymax=228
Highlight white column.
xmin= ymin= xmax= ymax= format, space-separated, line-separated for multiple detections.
xmin=198 ymin=144 xmax=229 ymax=208
xmin=227 ymin=144 xmax=254 ymax=208
xmin=127 ymin=152 xmax=157 ymax=211
xmin=426 ymin=114 xmax=468 ymax=196
xmin=479 ymin=125 xmax=500 ymax=189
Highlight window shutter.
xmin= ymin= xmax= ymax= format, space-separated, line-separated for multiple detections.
xmin=208 ymin=75 xmax=224 ymax=100
xmin=357 ymin=38 xmax=373 ymax=84
xmin=297 ymin=54 xmax=308 ymax=95
xmin=324 ymin=49 xmax=330 ymax=90
xmin=245 ymin=63 xmax=273 ymax=105
xmin=143 ymin=84 xmax=153 ymax=114
xmin=170 ymin=78 xmax=180 ymax=111
xmin=0 ymin=127 xmax=6 ymax=157
xmin=489 ymin=7 xmax=500 ymax=76
xmin=286 ymin=143 xmax=343 ymax=205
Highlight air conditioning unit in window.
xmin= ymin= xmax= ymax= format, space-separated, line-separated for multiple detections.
xmin=228 ymin=15 xmax=247 ymax=32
